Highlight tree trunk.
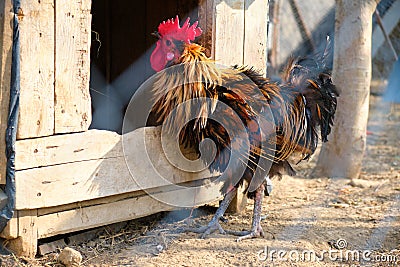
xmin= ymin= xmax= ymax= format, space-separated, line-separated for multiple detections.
xmin=313 ymin=0 xmax=379 ymax=178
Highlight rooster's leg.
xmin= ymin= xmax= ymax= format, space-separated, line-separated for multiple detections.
xmin=227 ymin=183 xmax=265 ymax=241
xmin=185 ymin=187 xmax=237 ymax=238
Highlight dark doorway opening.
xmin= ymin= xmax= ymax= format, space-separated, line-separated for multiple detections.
xmin=89 ymin=0 xmax=200 ymax=133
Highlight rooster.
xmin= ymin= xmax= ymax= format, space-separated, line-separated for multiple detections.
xmin=149 ymin=16 xmax=339 ymax=241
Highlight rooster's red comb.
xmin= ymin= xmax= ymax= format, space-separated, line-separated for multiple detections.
xmin=158 ymin=16 xmax=202 ymax=43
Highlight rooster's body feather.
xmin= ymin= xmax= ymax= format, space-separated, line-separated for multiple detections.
xmin=151 ymin=43 xmax=338 ymax=196
xmin=149 ymin=17 xmax=339 ymax=240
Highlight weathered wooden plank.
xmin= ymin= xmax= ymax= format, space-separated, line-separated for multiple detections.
xmin=36 ymin=176 xmax=216 ymax=217
xmin=15 ymin=156 xmax=130 ymax=210
xmin=54 ymin=0 xmax=92 ymax=133
xmin=0 ymin=0 xmax=13 ymax=184
xmin=37 ymin=182 xmax=223 ymax=239
xmin=15 ymin=127 xmax=205 ymax=171
xmin=244 ymin=0 xmax=268 ymax=74
xmin=15 ymin=127 xmax=215 ymax=209
xmin=17 ymin=0 xmax=55 ymax=139
xmin=16 ymin=129 xmax=121 ymax=170
xmin=36 ymin=191 xmax=145 ymax=217
xmin=214 ymin=0 xmax=245 ymax=66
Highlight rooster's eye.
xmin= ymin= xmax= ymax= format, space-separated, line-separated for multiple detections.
xmin=165 ymin=40 xmax=172 ymax=46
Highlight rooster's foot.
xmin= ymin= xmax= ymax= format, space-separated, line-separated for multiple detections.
xmin=185 ymin=218 xmax=226 ymax=238
xmin=227 ymin=223 xmax=265 ymax=241
xmin=184 ymin=188 xmax=238 ymax=238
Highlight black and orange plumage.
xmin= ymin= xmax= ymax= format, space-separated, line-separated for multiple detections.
xmin=150 ymin=16 xmax=339 ymax=240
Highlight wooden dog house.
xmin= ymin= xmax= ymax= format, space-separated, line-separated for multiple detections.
xmin=0 ymin=0 xmax=268 ymax=257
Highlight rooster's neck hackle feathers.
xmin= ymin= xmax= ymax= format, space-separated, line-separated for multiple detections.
xmin=152 ymin=43 xmax=236 ymax=134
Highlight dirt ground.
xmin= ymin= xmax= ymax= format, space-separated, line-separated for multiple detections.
xmin=1 ymin=94 xmax=400 ymax=266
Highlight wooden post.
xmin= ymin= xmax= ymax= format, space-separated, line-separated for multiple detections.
xmin=0 ymin=0 xmax=13 ymax=184
xmin=7 ymin=210 xmax=38 ymax=257
xmin=226 ymin=181 xmax=248 ymax=214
